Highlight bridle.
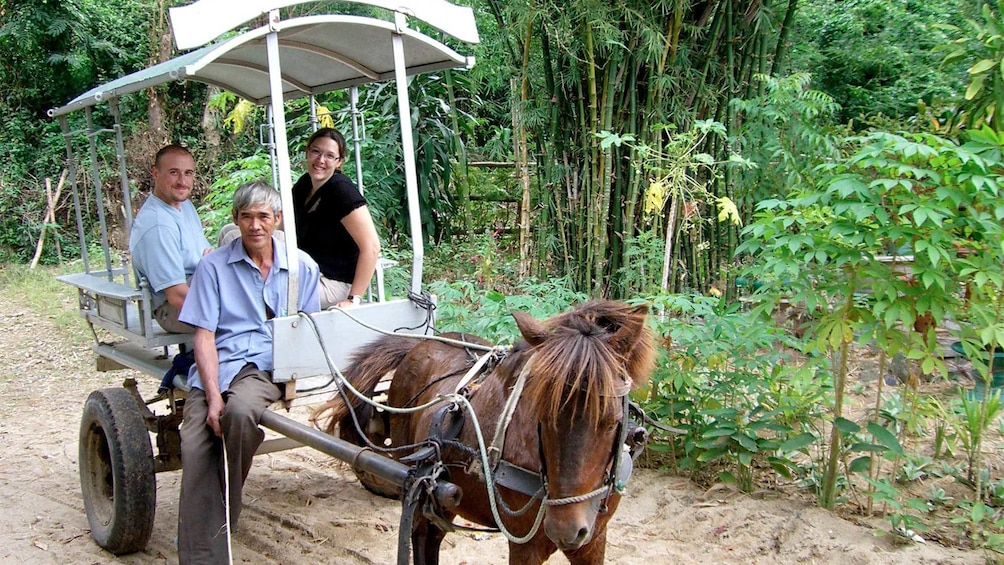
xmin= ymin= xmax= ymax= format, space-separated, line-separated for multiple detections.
xmin=488 ymin=363 xmax=647 ymax=519
xmin=536 ymin=385 xmax=645 ymax=512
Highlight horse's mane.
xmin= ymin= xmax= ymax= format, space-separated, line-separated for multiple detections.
xmin=518 ymin=300 xmax=656 ymax=430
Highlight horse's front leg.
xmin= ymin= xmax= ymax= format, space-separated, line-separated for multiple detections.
xmin=411 ymin=514 xmax=447 ymax=565
xmin=508 ymin=536 xmax=558 ymax=565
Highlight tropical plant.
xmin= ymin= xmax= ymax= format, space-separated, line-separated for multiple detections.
xmin=641 ymin=292 xmax=824 ymax=492
xmin=939 ymin=0 xmax=1004 ymax=130
xmin=737 ymin=127 xmax=1004 ymax=508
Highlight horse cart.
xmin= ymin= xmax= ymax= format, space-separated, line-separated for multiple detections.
xmin=52 ymin=2 xmax=656 ymax=563
xmin=51 ymin=0 xmax=479 ymax=561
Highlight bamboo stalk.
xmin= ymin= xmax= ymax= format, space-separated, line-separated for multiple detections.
xmin=584 ymin=24 xmax=600 ymax=294
xmin=771 ymin=0 xmax=799 ymax=76
xmin=593 ymin=52 xmax=621 ymax=296
xmin=517 ymin=18 xmax=534 ymax=279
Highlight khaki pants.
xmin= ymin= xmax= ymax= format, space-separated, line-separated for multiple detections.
xmin=318 ymin=275 xmax=351 ymax=309
xmin=177 ymin=364 xmax=281 ymax=565
xmin=154 ymin=302 xmax=196 ymax=334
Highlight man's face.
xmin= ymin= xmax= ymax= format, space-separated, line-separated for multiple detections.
xmin=237 ymin=204 xmax=281 ymax=256
xmin=152 ymin=151 xmax=196 ymax=207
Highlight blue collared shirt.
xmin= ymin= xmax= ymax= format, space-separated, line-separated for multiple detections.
xmin=128 ymin=196 xmax=210 ymax=310
xmin=179 ymin=236 xmax=320 ymax=392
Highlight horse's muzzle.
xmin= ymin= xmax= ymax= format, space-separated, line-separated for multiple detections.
xmin=543 ymin=502 xmax=599 ymax=551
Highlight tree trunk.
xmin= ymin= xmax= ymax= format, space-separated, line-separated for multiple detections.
xmin=201 ymin=86 xmax=222 ymax=164
xmin=147 ymin=0 xmax=171 ymax=136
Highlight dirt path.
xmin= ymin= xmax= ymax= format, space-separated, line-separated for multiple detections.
xmin=0 ymin=276 xmax=987 ymax=564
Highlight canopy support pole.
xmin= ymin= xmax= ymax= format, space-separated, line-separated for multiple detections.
xmin=392 ymin=13 xmax=423 ymax=294
xmin=350 ymin=86 xmax=364 ymax=196
xmin=109 ymin=98 xmax=134 ymax=286
xmin=266 ymin=106 xmax=280 ymax=191
xmin=59 ymin=116 xmax=90 ymax=274
xmin=84 ymin=107 xmax=114 ymax=279
xmin=309 ymin=94 xmax=318 ymax=132
xmin=265 ymin=9 xmax=300 ymax=310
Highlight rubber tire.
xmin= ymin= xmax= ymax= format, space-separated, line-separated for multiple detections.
xmin=79 ymin=388 xmax=156 ymax=554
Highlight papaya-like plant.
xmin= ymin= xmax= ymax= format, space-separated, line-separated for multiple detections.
xmin=738 ymin=127 xmax=1004 ymax=508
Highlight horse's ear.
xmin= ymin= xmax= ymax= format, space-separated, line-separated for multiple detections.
xmin=513 ymin=310 xmax=548 ymax=347
xmin=609 ymin=304 xmax=650 ymax=353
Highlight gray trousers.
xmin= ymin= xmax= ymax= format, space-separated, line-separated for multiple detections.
xmin=177 ymin=364 xmax=281 ymax=565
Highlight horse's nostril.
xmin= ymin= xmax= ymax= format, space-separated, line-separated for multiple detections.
xmin=574 ymin=526 xmax=590 ymax=545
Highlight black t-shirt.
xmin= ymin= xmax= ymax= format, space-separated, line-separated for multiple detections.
xmin=291 ymin=172 xmax=367 ymax=283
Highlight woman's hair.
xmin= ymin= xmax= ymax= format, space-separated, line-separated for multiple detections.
xmin=232 ymin=181 xmax=282 ymax=220
xmin=305 ymin=127 xmax=348 ymax=170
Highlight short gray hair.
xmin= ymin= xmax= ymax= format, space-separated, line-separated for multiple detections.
xmin=231 ymin=181 xmax=282 ymax=220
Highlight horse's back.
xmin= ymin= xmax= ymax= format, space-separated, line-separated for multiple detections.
xmin=388 ymin=333 xmax=492 ymax=405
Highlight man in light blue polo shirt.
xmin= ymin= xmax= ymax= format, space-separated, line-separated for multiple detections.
xmin=176 ymin=181 xmax=320 ymax=564
xmin=129 ymin=144 xmax=211 ymax=333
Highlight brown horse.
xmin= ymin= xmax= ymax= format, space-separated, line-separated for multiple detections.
xmin=311 ymin=300 xmax=656 ymax=564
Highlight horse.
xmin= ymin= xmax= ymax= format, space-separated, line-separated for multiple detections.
xmin=311 ymin=300 xmax=656 ymax=565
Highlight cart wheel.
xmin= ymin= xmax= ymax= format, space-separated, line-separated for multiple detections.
xmin=339 ymin=408 xmax=401 ymax=499
xmin=79 ymin=388 xmax=156 ymax=554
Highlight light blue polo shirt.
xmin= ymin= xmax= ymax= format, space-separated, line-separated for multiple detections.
xmin=178 ymin=236 xmax=321 ymax=392
xmin=129 ymin=196 xmax=210 ymax=310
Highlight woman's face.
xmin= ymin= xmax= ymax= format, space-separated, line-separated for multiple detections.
xmin=306 ymin=137 xmax=342 ymax=186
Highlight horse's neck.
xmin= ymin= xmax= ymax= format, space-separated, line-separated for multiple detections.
xmin=463 ymin=353 xmax=540 ymax=469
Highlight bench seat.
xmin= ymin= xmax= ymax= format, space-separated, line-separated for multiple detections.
xmin=58 ymin=271 xmax=193 ymax=349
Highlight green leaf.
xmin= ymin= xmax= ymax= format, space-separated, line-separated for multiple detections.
xmin=834 ymin=417 xmax=861 ymax=434
xmin=848 ymin=442 xmax=887 ymax=452
xmin=735 ymin=432 xmax=759 ymax=452
xmin=767 ymin=457 xmax=795 ymax=478
xmin=696 ymin=447 xmax=728 ymax=462
xmin=867 ymin=422 xmax=905 ymax=456
xmin=778 ymin=432 xmax=816 ymax=452
xmin=970 ymin=58 xmax=997 ymax=74
xmin=848 ymin=455 xmax=872 ymax=474
xmin=966 ymin=75 xmax=986 ymax=100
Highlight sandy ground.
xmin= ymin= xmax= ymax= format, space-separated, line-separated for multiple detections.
xmin=0 ymin=281 xmax=991 ymax=565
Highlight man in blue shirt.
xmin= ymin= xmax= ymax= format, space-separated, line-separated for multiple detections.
xmin=176 ymin=181 xmax=320 ymax=564
xmin=129 ymin=144 xmax=211 ymax=333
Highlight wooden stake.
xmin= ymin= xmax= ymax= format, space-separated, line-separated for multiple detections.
xmin=30 ymin=170 xmax=67 ymax=269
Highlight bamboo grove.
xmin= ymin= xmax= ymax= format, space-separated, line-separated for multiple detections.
xmin=480 ymin=0 xmax=800 ymax=297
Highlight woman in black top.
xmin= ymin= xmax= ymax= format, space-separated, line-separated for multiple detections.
xmin=292 ymin=128 xmax=380 ymax=309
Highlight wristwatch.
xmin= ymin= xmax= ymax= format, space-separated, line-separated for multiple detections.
xmin=347 ymin=294 xmax=361 ymax=305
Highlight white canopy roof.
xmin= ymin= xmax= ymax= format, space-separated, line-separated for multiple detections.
xmin=50 ymin=14 xmax=473 ymax=117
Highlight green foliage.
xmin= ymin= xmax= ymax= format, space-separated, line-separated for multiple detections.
xmin=955 ymin=389 xmax=1003 ymax=489
xmin=599 ymin=120 xmax=748 ymax=293
xmin=951 ymin=500 xmax=1004 ymax=552
xmin=198 ymin=153 xmax=272 ymax=240
xmin=429 ymin=277 xmax=586 ymax=344
xmin=731 ymin=73 xmax=842 ymax=208
xmin=938 ymin=0 xmax=1004 ymax=130
xmin=739 ymin=129 xmax=1004 ymax=371
xmin=737 ymin=126 xmax=1004 ymax=508
xmin=640 ymin=293 xmax=826 ymax=492
xmin=790 ymin=0 xmax=971 ymax=123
